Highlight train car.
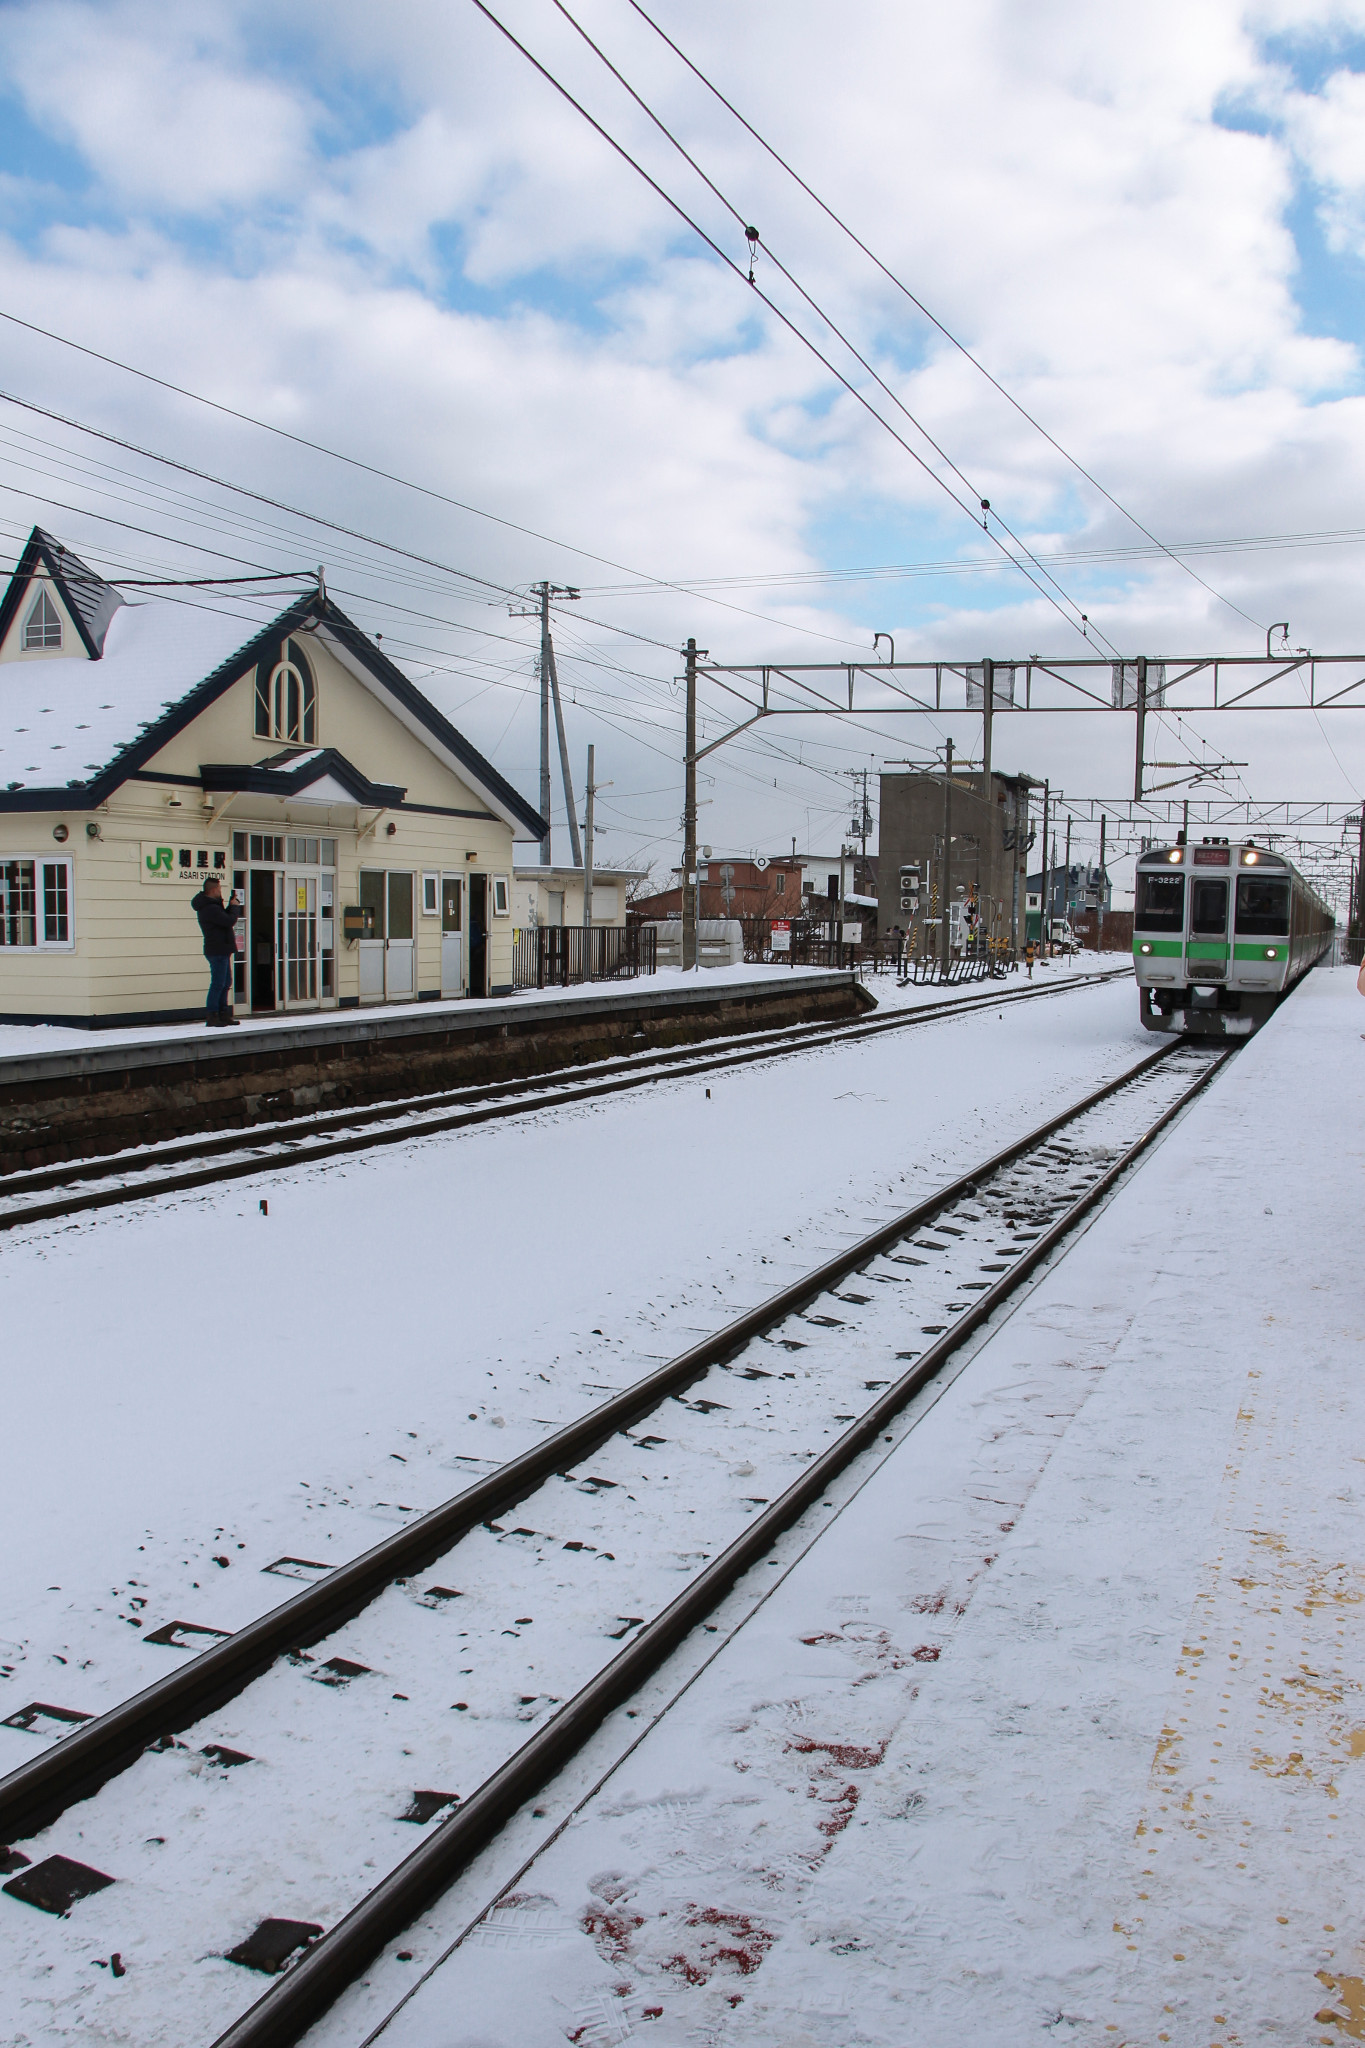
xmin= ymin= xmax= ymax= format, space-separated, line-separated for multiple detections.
xmin=1134 ymin=836 xmax=1334 ymax=1038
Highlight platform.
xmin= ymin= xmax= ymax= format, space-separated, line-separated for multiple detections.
xmin=345 ymin=964 xmax=1363 ymax=2048
xmin=0 ymin=966 xmax=868 ymax=1171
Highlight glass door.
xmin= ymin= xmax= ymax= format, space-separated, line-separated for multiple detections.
xmin=1187 ymin=877 xmax=1229 ymax=980
xmin=284 ymin=872 xmax=318 ymax=1005
xmin=359 ymin=868 xmax=386 ymax=1001
xmin=385 ymin=871 xmax=415 ymax=999
xmin=441 ymin=875 xmax=463 ymax=996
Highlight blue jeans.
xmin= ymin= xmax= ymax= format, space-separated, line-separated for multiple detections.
xmin=206 ymin=953 xmax=234 ymax=1018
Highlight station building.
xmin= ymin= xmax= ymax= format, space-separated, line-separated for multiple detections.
xmin=0 ymin=528 xmax=546 ymax=1026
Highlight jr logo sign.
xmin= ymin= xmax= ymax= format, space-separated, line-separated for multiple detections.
xmin=140 ymin=842 xmax=228 ymax=885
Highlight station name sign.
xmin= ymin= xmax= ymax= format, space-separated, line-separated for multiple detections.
xmin=140 ymin=843 xmax=229 ymax=886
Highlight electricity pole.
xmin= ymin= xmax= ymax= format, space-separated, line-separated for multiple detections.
xmin=682 ymin=638 xmax=705 ymax=972
xmin=512 ymin=580 xmax=581 ymax=865
xmin=942 ymin=737 xmax=953 ymax=982
xmin=1063 ymin=813 xmax=1072 ymax=929
xmin=1098 ymin=813 xmax=1107 ymax=953
xmin=1047 ymin=778 xmax=1055 ymax=954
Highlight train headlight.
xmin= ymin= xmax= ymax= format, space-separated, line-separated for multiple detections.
xmin=1139 ymin=942 xmax=1152 ymax=954
xmin=1241 ymin=849 xmax=1260 ymax=865
xmin=1166 ymin=848 xmax=1182 ymax=863
xmin=1265 ymin=946 xmax=1278 ymax=959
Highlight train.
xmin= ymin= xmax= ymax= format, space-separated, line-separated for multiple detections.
xmin=1134 ymin=836 xmax=1334 ymax=1038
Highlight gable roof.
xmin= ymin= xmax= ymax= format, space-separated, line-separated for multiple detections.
xmin=0 ymin=526 xmax=125 ymax=659
xmin=0 ymin=529 xmax=546 ymax=838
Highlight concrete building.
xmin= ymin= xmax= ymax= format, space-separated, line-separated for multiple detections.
xmin=514 ymin=865 xmax=647 ymax=931
xmin=0 ymin=527 xmax=546 ymax=1024
xmin=878 ymin=768 xmax=1033 ymax=953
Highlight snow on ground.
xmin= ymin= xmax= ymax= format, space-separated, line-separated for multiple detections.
xmin=0 ymin=952 xmax=1119 ymax=1058
xmin=312 ymin=964 xmax=1361 ymax=2048
xmin=0 ymin=976 xmax=1139 ymax=1749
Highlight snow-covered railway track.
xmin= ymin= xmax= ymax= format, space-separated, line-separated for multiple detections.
xmin=0 ymin=969 xmax=1128 ymax=1233
xmin=0 ymin=1033 xmax=1224 ymax=2048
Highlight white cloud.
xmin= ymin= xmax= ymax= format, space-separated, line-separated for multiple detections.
xmin=0 ymin=0 xmax=1362 ymax=870
xmin=0 ymin=1 xmax=315 ymax=211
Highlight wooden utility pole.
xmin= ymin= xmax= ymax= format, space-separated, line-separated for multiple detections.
xmin=1098 ymin=813 xmax=1107 ymax=953
xmin=1134 ymin=656 xmax=1148 ymax=802
xmin=513 ymin=580 xmax=581 ymax=865
xmin=1064 ymin=814 xmax=1072 ymax=930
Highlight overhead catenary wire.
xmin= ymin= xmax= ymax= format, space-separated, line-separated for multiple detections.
xmin=469 ymin=0 xmax=1114 ymax=656
xmin=547 ymin=0 xmax=1119 ymax=657
xmin=621 ymin=0 xmax=1267 ymax=639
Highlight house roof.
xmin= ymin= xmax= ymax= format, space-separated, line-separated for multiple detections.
xmin=0 ymin=528 xmax=546 ymax=838
xmin=0 ymin=526 xmax=126 ymax=659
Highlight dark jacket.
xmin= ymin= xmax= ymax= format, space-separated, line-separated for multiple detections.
xmin=192 ymin=888 xmax=242 ymax=958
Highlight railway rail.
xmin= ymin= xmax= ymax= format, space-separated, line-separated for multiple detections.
xmin=0 ymin=1027 xmax=1227 ymax=2048
xmin=0 ymin=966 xmax=1129 ymax=1233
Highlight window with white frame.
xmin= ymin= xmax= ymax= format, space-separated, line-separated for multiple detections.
xmin=1 ymin=857 xmax=74 ymax=948
xmin=23 ymin=589 xmax=63 ymax=650
xmin=254 ymin=639 xmax=317 ymax=745
xmin=421 ymin=873 xmax=439 ymax=915
xmin=492 ymin=875 xmax=510 ymax=915
xmin=774 ymin=871 xmax=786 ymax=894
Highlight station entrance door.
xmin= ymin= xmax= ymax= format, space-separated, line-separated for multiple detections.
xmin=441 ymin=875 xmax=463 ymax=996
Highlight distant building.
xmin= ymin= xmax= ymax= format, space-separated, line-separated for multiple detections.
xmin=629 ymin=854 xmax=802 ymax=924
xmin=514 ymin=864 xmax=647 ymax=930
xmin=879 ymin=769 xmax=1034 ymax=953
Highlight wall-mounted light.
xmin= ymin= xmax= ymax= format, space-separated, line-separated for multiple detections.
xmin=466 ymin=850 xmax=477 ymax=862
xmin=52 ymin=822 xmax=68 ymax=843
xmin=166 ymin=790 xmax=183 ymax=809
xmin=85 ymin=821 xmax=101 ymax=841
xmin=385 ymin=820 xmax=397 ymax=837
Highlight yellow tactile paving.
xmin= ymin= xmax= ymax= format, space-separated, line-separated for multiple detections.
xmin=1106 ymin=1341 xmax=1365 ymax=2046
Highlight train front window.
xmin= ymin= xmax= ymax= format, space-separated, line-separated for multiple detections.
xmin=1190 ymin=879 xmax=1228 ymax=934
xmin=1135 ymin=871 xmax=1184 ymax=931
xmin=1236 ymin=875 xmax=1290 ymax=935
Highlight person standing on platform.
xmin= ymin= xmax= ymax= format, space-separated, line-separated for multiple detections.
xmin=191 ymin=875 xmax=242 ymax=1026
xmin=1025 ymin=939 xmax=1036 ymax=979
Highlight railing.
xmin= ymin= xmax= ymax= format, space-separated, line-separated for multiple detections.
xmin=512 ymin=924 xmax=657 ymax=991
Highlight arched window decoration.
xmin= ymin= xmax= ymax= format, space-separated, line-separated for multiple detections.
xmin=23 ymin=589 xmax=63 ymax=650
xmin=253 ymin=639 xmax=316 ymax=744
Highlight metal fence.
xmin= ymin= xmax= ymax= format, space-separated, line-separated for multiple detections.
xmin=512 ymin=923 xmax=657 ymax=991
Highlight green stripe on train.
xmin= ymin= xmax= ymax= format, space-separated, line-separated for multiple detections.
xmin=1232 ymin=942 xmax=1287 ymax=961
xmin=1186 ymin=941 xmax=1229 ymax=960
xmin=1133 ymin=938 xmax=1183 ymax=957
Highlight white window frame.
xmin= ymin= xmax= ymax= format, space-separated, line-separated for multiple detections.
xmin=492 ymin=874 xmax=510 ymax=916
xmin=23 ymin=589 xmax=63 ymax=650
xmin=421 ymin=872 xmax=439 ymax=916
xmin=0 ymin=855 xmax=75 ymax=950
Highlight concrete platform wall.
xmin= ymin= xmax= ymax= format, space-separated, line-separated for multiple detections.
xmin=0 ymin=971 xmax=871 ymax=1173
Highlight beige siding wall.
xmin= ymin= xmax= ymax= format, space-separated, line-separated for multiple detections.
xmin=1 ymin=636 xmax=525 ymax=1020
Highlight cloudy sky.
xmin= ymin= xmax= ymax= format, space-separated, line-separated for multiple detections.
xmin=1 ymin=0 xmax=1364 ymax=900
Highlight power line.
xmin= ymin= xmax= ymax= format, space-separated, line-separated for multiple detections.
xmin=622 ymin=0 xmax=1266 ymax=637
xmin=470 ymin=0 xmax=1115 ymax=656
xmin=549 ymin=0 xmax=1117 ymax=654
xmin=0 ymin=309 xmax=872 ymax=651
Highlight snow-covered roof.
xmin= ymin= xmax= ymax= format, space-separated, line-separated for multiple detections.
xmin=0 ymin=526 xmax=547 ymax=838
xmin=0 ymin=595 xmax=273 ymax=792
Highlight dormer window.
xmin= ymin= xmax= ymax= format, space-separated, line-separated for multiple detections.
xmin=23 ymin=589 xmax=62 ymax=650
xmin=254 ymin=639 xmax=316 ymax=744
